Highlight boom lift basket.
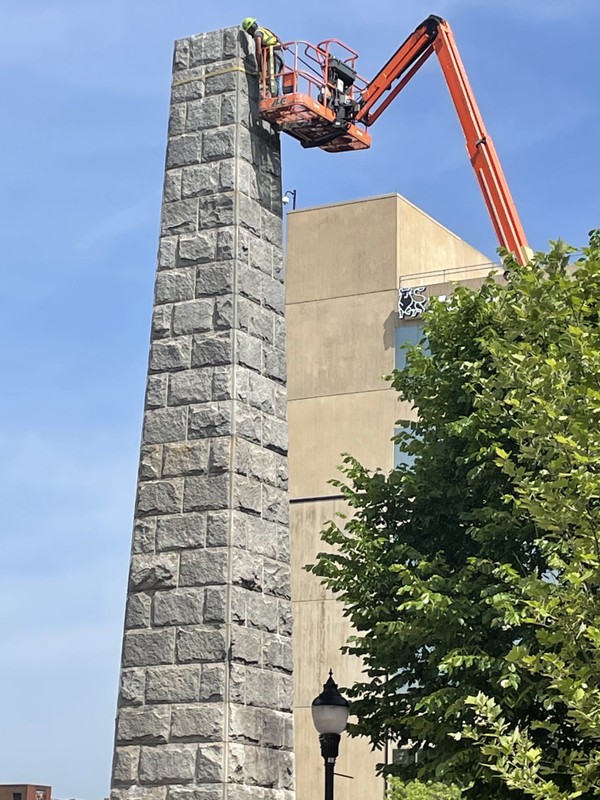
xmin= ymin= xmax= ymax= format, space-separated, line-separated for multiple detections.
xmin=258 ymin=39 xmax=372 ymax=153
xmin=256 ymin=16 xmax=530 ymax=264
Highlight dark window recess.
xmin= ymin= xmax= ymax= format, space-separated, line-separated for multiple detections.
xmin=395 ymin=321 xmax=425 ymax=370
xmin=13 ymin=793 xmax=23 ymax=800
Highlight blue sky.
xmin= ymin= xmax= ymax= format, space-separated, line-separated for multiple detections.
xmin=1 ymin=1 xmax=599 ymax=797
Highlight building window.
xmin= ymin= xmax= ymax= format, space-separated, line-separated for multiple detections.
xmin=13 ymin=793 xmax=22 ymax=800
xmin=394 ymin=425 xmax=415 ymax=468
xmin=394 ymin=321 xmax=425 ymax=467
xmin=395 ymin=320 xmax=424 ymax=370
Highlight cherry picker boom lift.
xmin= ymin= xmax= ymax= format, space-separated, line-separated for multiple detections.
xmin=258 ymin=14 xmax=531 ymax=266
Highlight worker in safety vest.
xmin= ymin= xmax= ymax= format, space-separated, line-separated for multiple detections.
xmin=241 ymin=18 xmax=283 ymax=95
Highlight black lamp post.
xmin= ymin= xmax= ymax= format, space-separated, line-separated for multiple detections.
xmin=283 ymin=189 xmax=297 ymax=209
xmin=311 ymin=671 xmax=349 ymax=800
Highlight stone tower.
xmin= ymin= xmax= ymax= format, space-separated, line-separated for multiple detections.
xmin=110 ymin=26 xmax=293 ymax=800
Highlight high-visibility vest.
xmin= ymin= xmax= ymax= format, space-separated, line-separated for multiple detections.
xmin=256 ymin=26 xmax=279 ymax=46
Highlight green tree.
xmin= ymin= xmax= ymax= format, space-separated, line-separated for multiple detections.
xmin=387 ymin=777 xmax=462 ymax=800
xmin=309 ymin=235 xmax=600 ymax=799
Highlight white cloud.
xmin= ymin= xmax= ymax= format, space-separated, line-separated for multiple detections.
xmin=76 ymin=195 xmax=158 ymax=250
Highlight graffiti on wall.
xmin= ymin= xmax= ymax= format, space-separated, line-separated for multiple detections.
xmin=398 ymin=286 xmax=427 ymax=319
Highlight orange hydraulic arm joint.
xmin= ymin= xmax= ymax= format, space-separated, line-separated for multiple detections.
xmin=357 ymin=16 xmax=530 ymax=265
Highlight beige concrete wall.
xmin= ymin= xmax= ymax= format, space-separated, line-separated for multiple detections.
xmin=285 ymin=194 xmax=490 ymax=800
xmin=288 ymin=391 xmax=398 ymax=500
xmin=286 ymin=195 xmax=399 ymax=304
xmin=287 ymin=289 xmax=398 ymax=400
xmin=290 ymin=500 xmax=383 ymax=800
xmin=396 ymin=196 xmax=493 ymax=282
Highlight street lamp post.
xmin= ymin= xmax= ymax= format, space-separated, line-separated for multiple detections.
xmin=311 ymin=671 xmax=349 ymax=800
xmin=283 ymin=189 xmax=297 ymax=209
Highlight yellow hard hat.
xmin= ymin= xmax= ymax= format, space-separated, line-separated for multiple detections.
xmin=241 ymin=17 xmax=257 ymax=32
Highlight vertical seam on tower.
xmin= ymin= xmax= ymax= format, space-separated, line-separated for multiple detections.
xmin=222 ymin=28 xmax=242 ymax=800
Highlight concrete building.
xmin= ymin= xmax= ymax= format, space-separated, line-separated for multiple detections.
xmin=285 ymin=193 xmax=491 ymax=799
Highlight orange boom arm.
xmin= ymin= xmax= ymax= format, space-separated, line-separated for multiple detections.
xmin=357 ymin=16 xmax=529 ymax=264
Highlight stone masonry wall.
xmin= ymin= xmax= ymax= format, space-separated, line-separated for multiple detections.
xmin=110 ymin=26 xmax=293 ymax=800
